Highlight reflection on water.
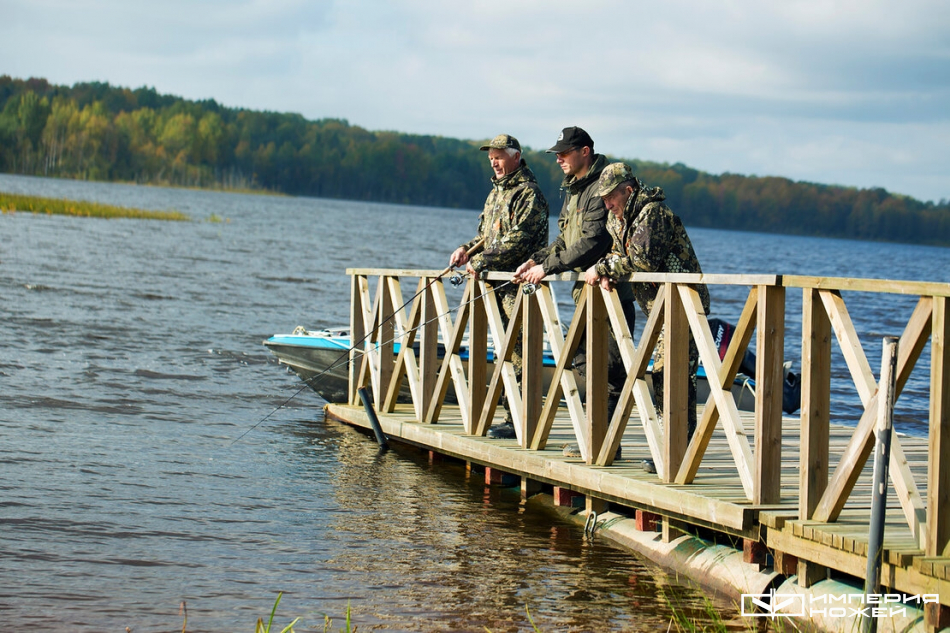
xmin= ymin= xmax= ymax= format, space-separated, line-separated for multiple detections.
xmin=1 ymin=173 xmax=943 ymax=630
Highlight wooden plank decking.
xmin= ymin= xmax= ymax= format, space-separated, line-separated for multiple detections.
xmin=329 ymin=268 xmax=950 ymax=630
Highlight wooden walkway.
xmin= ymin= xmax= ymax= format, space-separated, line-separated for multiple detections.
xmin=328 ymin=268 xmax=950 ymax=630
xmin=326 ymin=400 xmax=946 ymax=601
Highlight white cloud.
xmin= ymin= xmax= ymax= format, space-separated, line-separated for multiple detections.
xmin=3 ymin=0 xmax=949 ymax=201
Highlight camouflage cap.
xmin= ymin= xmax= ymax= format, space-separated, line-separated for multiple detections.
xmin=596 ymin=162 xmax=635 ymax=197
xmin=479 ymin=134 xmax=521 ymax=152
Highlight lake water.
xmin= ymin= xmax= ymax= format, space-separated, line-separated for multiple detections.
xmin=1 ymin=173 xmax=946 ymax=631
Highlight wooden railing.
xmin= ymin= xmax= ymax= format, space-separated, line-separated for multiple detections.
xmin=347 ymin=268 xmax=950 ymax=560
xmin=783 ymin=276 xmax=950 ymax=561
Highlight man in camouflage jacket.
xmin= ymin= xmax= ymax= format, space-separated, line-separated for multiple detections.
xmin=585 ymin=162 xmax=710 ymax=460
xmin=451 ymin=134 xmax=548 ymax=274
xmin=450 ymin=133 xmax=549 ymax=438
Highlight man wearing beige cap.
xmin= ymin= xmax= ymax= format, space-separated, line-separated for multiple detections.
xmin=450 ymin=133 xmax=549 ymax=439
xmin=586 ymin=162 xmax=710 ymax=472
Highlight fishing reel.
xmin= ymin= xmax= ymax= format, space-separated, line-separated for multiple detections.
xmin=449 ymin=273 xmax=465 ymax=287
xmin=521 ymin=283 xmax=537 ymax=295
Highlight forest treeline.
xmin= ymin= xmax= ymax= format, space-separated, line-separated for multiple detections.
xmin=1 ymin=75 xmax=948 ymax=245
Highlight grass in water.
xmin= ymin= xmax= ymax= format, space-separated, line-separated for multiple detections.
xmin=0 ymin=191 xmax=190 ymax=221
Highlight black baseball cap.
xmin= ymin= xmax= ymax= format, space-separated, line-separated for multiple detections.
xmin=546 ymin=126 xmax=594 ymax=153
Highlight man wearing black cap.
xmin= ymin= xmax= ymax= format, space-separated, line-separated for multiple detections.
xmin=514 ymin=126 xmax=612 ymax=294
xmin=513 ymin=127 xmax=636 ymax=422
xmin=450 ymin=133 xmax=549 ymax=439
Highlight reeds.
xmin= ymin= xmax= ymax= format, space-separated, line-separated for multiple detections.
xmin=0 ymin=192 xmax=190 ymax=221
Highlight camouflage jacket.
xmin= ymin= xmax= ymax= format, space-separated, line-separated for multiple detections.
xmin=595 ymin=180 xmax=710 ymax=315
xmin=531 ymin=153 xmax=612 ymax=275
xmin=461 ymin=160 xmax=549 ymax=273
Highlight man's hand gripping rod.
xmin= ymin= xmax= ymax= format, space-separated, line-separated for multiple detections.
xmin=447 ymin=238 xmax=484 ymax=287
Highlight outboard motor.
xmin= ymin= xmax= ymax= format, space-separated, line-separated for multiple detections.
xmin=708 ymin=318 xmax=801 ymax=414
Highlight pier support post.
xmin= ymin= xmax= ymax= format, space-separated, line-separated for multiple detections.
xmin=521 ymin=478 xmax=542 ymax=500
xmin=925 ymin=602 xmax=950 ymax=631
xmin=774 ymin=550 xmax=798 ymax=576
xmin=797 ymin=559 xmax=826 ymax=588
xmin=586 ymin=497 xmax=609 ymax=515
xmin=636 ymin=510 xmax=659 ymax=532
xmin=662 ymin=517 xmax=689 ymax=543
xmin=743 ymin=539 xmax=768 ymax=569
xmin=485 ymin=467 xmax=518 ymax=486
xmin=554 ymin=486 xmax=584 ymax=508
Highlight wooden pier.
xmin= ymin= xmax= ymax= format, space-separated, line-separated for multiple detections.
xmin=330 ymin=268 xmax=950 ymax=631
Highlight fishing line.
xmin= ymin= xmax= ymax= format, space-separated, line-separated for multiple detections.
xmin=234 ymin=253 xmax=536 ymax=444
xmin=231 ymin=275 xmax=515 ymax=445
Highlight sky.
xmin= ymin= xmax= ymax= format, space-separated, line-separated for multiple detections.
xmin=4 ymin=0 xmax=950 ymax=203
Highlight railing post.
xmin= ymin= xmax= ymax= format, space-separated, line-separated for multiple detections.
xmin=522 ymin=285 xmax=543 ymax=449
xmin=800 ymin=287 xmax=831 ymax=519
xmin=755 ymin=283 xmax=785 ymax=504
xmin=585 ymin=284 xmax=608 ymax=464
xmin=468 ymin=279 xmax=488 ymax=433
xmin=929 ymin=295 xmax=950 ymax=557
xmin=349 ymin=273 xmax=367 ymax=405
xmin=419 ymin=281 xmax=439 ymax=421
xmin=664 ymin=282 xmax=688 ymax=482
xmin=375 ymin=276 xmax=395 ymax=407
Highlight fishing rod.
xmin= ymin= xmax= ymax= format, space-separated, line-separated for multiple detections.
xmin=233 ymin=240 xmax=521 ymax=444
xmin=232 ymin=274 xmax=517 ymax=445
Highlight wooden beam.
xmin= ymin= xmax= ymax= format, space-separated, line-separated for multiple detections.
xmin=586 ymin=284 xmax=609 ymax=464
xmin=782 ymin=275 xmax=950 ymax=298
xmin=677 ymin=285 xmax=755 ymax=499
xmin=375 ymin=276 xmax=395 ymax=407
xmin=419 ymin=283 xmax=439 ymax=421
xmin=819 ymin=290 xmax=876 ymax=405
xmin=535 ymin=283 xmax=586 ymax=438
xmin=800 ymin=288 xmax=831 ymax=520
xmin=468 ymin=280 xmax=488 ymax=433
xmin=596 ymin=287 xmax=637 ymax=466
xmin=522 ymin=289 xmax=543 ymax=448
xmin=664 ymin=283 xmax=688 ymax=482
xmin=383 ymin=277 xmax=419 ymax=413
xmin=348 ymin=274 xmax=368 ymax=405
xmin=425 ymin=281 xmax=471 ymax=424
xmin=532 ymin=291 xmax=587 ymax=452
xmin=930 ymin=296 xmax=950 ymax=557
xmin=608 ymin=287 xmax=667 ymax=472
xmin=677 ymin=289 xmax=757 ymax=484
xmin=475 ymin=283 xmax=523 ymax=437
xmin=755 ymin=284 xmax=785 ymax=505
xmin=814 ymin=295 xmax=932 ymax=523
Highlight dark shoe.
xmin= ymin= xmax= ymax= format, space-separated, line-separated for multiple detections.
xmin=487 ymin=422 xmax=516 ymax=439
xmin=641 ymin=459 xmax=657 ymax=474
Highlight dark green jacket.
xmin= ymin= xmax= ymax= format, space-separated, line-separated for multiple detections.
xmin=531 ymin=153 xmax=612 ymax=275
